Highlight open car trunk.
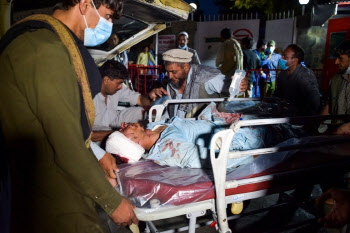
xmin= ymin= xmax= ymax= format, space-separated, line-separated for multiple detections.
xmin=88 ymin=0 xmax=193 ymax=65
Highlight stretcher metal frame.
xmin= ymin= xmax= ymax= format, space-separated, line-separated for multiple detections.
xmin=133 ymin=99 xmax=350 ymax=233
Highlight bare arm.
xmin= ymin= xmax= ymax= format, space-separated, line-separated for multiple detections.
xmin=91 ymin=130 xmax=114 ymax=142
xmin=136 ymin=95 xmax=151 ymax=107
xmin=320 ymin=103 xmax=330 ymax=116
xmin=316 ymin=188 xmax=350 ymax=228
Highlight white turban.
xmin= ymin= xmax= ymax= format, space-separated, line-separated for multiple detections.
xmin=178 ymin=31 xmax=189 ymax=39
xmin=106 ymin=131 xmax=145 ymax=163
xmin=162 ymin=49 xmax=193 ymax=63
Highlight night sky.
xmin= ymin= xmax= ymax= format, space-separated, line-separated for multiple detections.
xmin=12 ymin=0 xmax=220 ymax=15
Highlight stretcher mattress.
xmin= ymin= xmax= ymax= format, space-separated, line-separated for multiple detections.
xmin=117 ymin=139 xmax=350 ymax=208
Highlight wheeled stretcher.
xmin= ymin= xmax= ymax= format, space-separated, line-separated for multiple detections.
xmin=118 ymin=99 xmax=350 ymax=233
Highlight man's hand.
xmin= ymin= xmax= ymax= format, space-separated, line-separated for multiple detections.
xmin=99 ymin=153 xmax=119 ymax=179
xmin=334 ymin=122 xmax=350 ymax=135
xmin=148 ymin=87 xmax=168 ymax=101
xmin=239 ymin=77 xmax=248 ymax=93
xmin=316 ymin=188 xmax=350 ymax=228
xmin=110 ymin=197 xmax=139 ymax=226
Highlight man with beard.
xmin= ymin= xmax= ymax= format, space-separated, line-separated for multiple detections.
xmin=162 ymin=49 xmax=247 ymax=119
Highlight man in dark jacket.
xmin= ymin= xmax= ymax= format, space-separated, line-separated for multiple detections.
xmin=273 ymin=44 xmax=321 ymax=116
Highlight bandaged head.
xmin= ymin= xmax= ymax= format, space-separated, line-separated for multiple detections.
xmin=106 ymin=131 xmax=145 ymax=163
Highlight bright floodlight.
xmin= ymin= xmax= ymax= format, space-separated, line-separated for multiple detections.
xmin=299 ymin=0 xmax=309 ymax=4
xmin=190 ymin=3 xmax=197 ymax=10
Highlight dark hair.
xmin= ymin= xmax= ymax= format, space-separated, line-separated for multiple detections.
xmin=256 ymin=39 xmax=267 ymax=50
xmin=54 ymin=0 xmax=124 ymax=19
xmin=220 ymin=28 xmax=232 ymax=40
xmin=164 ymin=61 xmax=185 ymax=68
xmin=335 ymin=40 xmax=350 ymax=57
xmin=286 ymin=44 xmax=304 ymax=64
xmin=241 ymin=37 xmax=254 ymax=49
xmin=99 ymin=60 xmax=129 ymax=80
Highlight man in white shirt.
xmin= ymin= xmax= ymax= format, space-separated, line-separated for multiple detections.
xmin=92 ymin=60 xmax=167 ymax=142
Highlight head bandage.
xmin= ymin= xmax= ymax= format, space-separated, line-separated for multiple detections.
xmin=106 ymin=131 xmax=145 ymax=163
xmin=162 ymin=49 xmax=193 ymax=63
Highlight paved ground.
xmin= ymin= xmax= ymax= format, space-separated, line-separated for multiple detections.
xmin=100 ymin=185 xmax=347 ymax=233
xmin=135 ymin=186 xmax=346 ymax=233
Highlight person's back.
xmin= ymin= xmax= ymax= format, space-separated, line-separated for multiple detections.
xmin=241 ymin=36 xmax=260 ymax=97
xmin=216 ymin=28 xmax=243 ymax=77
xmin=243 ymin=49 xmax=259 ymax=82
xmin=220 ymin=38 xmax=243 ymax=77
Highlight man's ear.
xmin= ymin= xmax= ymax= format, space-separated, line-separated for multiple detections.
xmin=102 ymin=76 xmax=110 ymax=84
xmin=79 ymin=0 xmax=90 ymax=15
xmin=183 ymin=63 xmax=190 ymax=72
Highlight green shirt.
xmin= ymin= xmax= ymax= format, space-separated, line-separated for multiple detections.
xmin=330 ymin=73 xmax=350 ymax=115
xmin=0 ymin=28 xmax=122 ymax=231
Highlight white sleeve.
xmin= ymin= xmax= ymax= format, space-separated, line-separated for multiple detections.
xmin=117 ymin=84 xmax=141 ymax=105
xmin=204 ymin=73 xmax=226 ymax=95
xmin=91 ymin=141 xmax=106 ymax=161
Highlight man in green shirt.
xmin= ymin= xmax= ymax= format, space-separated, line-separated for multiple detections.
xmin=0 ymin=0 xmax=137 ymax=232
xmin=321 ymin=40 xmax=350 ymax=116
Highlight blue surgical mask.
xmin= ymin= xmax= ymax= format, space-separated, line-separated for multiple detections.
xmin=278 ymin=59 xmax=289 ymax=70
xmin=267 ymin=47 xmax=275 ymax=55
xmin=83 ymin=1 xmax=113 ymax=47
xmin=266 ymin=47 xmax=272 ymax=55
xmin=178 ymin=44 xmax=188 ymax=50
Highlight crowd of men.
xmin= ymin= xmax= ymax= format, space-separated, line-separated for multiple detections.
xmin=1 ymin=0 xmax=350 ymax=232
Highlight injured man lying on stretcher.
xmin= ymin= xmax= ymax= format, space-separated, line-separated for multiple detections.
xmin=105 ymin=104 xmax=305 ymax=169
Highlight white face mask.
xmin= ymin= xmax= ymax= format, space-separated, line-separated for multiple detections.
xmin=83 ymin=0 xmax=113 ymax=47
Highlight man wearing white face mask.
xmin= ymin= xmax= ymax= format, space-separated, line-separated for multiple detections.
xmin=0 ymin=0 xmax=138 ymax=232
xmin=262 ymin=40 xmax=281 ymax=96
xmin=273 ymin=44 xmax=321 ymax=116
xmin=177 ymin=31 xmax=201 ymax=65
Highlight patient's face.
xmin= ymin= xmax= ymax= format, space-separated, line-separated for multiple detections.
xmin=119 ymin=122 xmax=147 ymax=147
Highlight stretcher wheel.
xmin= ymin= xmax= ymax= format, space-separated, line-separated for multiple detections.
xmin=231 ymin=201 xmax=243 ymax=215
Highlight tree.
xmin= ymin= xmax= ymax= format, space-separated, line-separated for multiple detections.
xmin=214 ymin=0 xmax=306 ymax=16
